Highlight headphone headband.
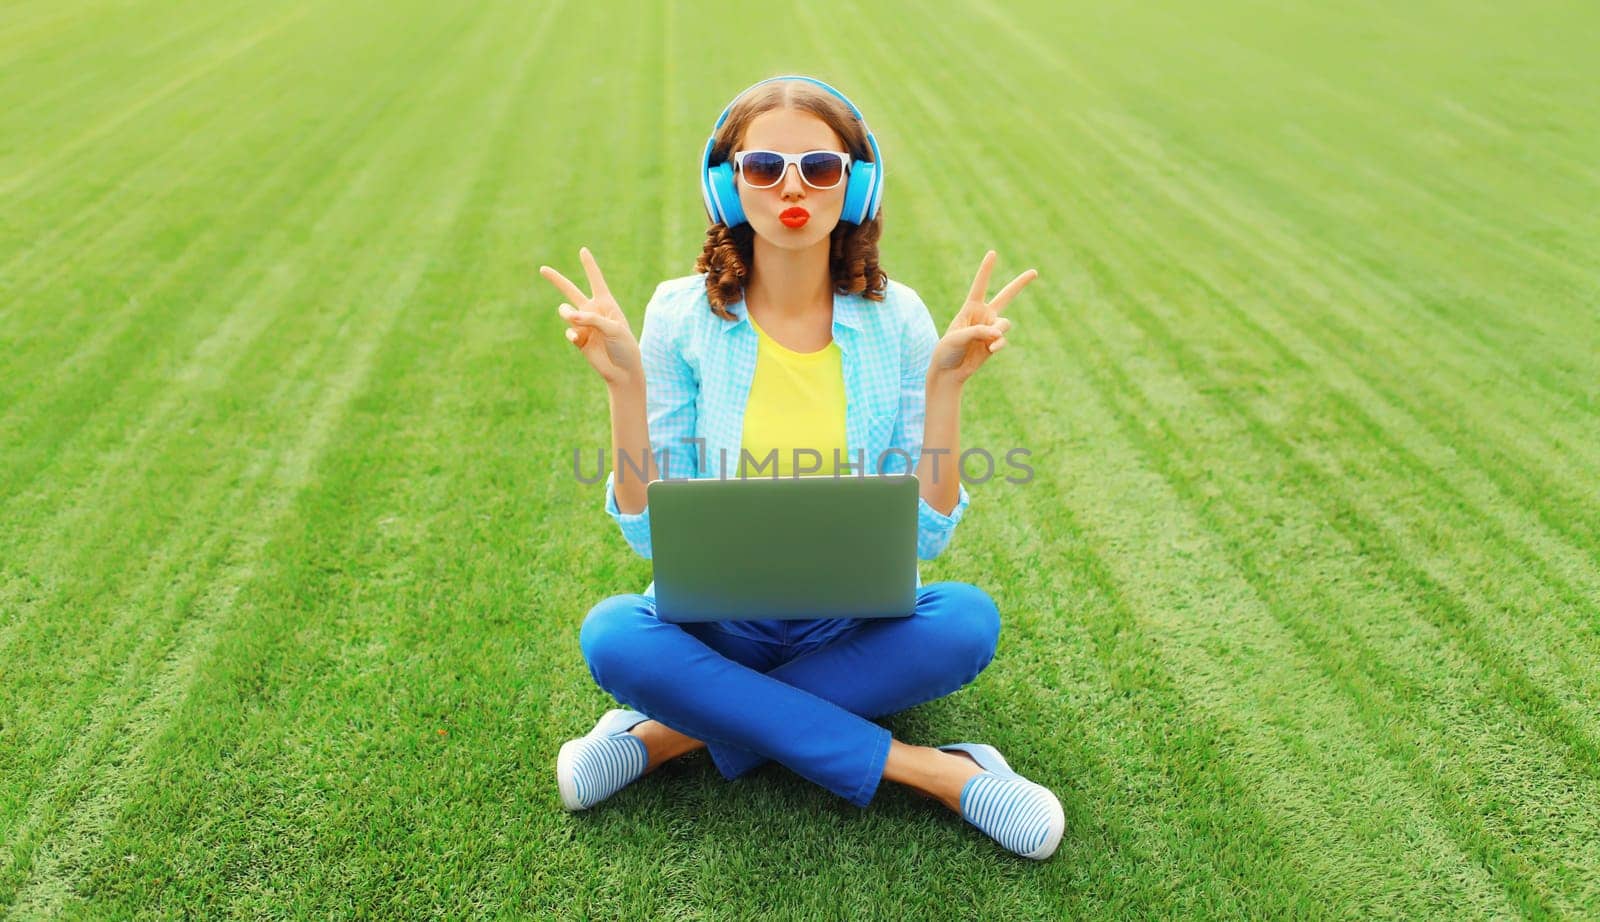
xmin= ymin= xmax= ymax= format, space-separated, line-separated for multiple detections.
xmin=699 ymin=75 xmax=883 ymax=228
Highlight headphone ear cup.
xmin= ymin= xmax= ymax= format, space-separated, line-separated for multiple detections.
xmin=840 ymin=159 xmax=878 ymax=225
xmin=706 ymin=161 xmax=746 ymax=228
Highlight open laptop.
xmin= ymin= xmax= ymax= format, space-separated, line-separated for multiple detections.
xmin=647 ymin=473 xmax=919 ymax=623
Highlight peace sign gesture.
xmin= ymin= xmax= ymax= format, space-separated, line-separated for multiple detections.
xmin=929 ymin=250 xmax=1037 ymax=385
xmin=539 ymin=247 xmax=642 ymax=388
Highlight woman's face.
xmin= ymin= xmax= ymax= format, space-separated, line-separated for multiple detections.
xmin=735 ymin=108 xmax=848 ymax=251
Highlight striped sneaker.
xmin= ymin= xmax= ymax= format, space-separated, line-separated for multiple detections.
xmin=557 ymin=708 xmax=650 ymax=811
xmin=937 ymin=742 xmax=1064 ymax=860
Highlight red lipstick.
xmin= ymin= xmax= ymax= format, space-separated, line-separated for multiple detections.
xmin=780 ymin=207 xmax=810 ymax=228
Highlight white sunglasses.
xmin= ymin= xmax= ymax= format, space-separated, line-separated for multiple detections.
xmin=733 ymin=149 xmax=853 ymax=190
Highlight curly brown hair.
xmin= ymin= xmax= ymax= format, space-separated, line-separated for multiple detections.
xmin=695 ymin=79 xmax=887 ymax=321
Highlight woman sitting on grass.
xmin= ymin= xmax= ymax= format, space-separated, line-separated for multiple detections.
xmin=538 ymin=75 xmax=1062 ymax=860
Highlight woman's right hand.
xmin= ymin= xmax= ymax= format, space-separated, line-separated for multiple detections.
xmin=539 ymin=247 xmax=642 ymax=388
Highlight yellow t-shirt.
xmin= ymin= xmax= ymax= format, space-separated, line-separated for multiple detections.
xmin=738 ymin=312 xmax=848 ymax=478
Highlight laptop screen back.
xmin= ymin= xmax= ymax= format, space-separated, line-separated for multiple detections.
xmin=647 ymin=474 xmax=919 ymax=622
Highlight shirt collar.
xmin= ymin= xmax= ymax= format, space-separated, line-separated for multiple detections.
xmin=719 ymin=289 xmax=863 ymax=333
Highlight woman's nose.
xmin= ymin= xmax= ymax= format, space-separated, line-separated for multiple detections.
xmin=780 ymin=164 xmax=805 ymax=198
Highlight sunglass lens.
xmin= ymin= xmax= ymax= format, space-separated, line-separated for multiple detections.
xmin=741 ymin=152 xmax=785 ymax=187
xmin=801 ymin=152 xmax=844 ymax=188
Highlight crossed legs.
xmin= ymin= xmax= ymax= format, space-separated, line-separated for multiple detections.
xmin=578 ymin=582 xmax=999 ymax=810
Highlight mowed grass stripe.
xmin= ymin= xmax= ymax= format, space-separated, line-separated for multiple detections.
xmin=956 ymin=0 xmax=1600 ymax=536
xmin=1011 ymin=45 xmax=1600 ymax=902
xmin=17 ymin=18 xmax=560 ymax=913
xmin=1227 ymin=0 xmax=1600 ymax=201
xmin=0 ymin=23 xmax=473 ymax=811
xmin=32 ymin=5 xmax=584 ymax=913
xmin=0 ymin=6 xmax=322 ymax=296
xmin=0 ymin=4 xmax=309 ymax=203
xmin=857 ymin=16 xmax=1529 ymax=915
xmin=0 ymin=0 xmax=70 ymax=33
xmin=1070 ymin=103 xmax=1600 ymax=487
xmin=0 ymin=3 xmax=480 ymax=681
xmin=1074 ymin=277 xmax=1590 ymax=912
xmin=1360 ymin=0 xmax=1600 ymax=144
xmin=1185 ymin=113 xmax=1600 ymax=467
xmin=1090 ymin=0 xmax=1600 ymax=347
xmin=0 ymin=0 xmax=192 ymax=43
xmin=0 ymin=0 xmax=204 ymax=61
xmin=1245 ymin=119 xmax=1600 ymax=412
xmin=655 ymin=0 xmax=688 ymax=279
xmin=0 ymin=0 xmax=245 ymax=135
xmin=1209 ymin=0 xmax=1600 ymax=193
xmin=1049 ymin=161 xmax=1600 ymax=913
xmin=1034 ymin=92 xmax=1600 ymax=701
xmin=0 ymin=2 xmax=518 ymax=884
xmin=957 ymin=0 xmax=1600 ymax=462
xmin=1270 ymin=100 xmax=1596 ymax=300
xmin=0 ymin=0 xmax=483 ymax=699
xmin=1036 ymin=113 xmax=1600 ymax=697
xmin=0 ymin=0 xmax=488 ymax=779
xmin=0 ymin=5 xmax=480 ymax=523
xmin=0 ymin=8 xmax=283 ymax=323
xmin=0 ymin=3 xmax=559 ymax=908
xmin=0 ymin=4 xmax=467 ymax=351
xmin=3 ymin=114 xmax=488 ymax=922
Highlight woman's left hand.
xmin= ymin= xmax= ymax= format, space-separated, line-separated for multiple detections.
xmin=929 ymin=250 xmax=1037 ymax=386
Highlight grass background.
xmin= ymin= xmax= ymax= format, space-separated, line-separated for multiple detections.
xmin=2 ymin=0 xmax=1597 ymax=917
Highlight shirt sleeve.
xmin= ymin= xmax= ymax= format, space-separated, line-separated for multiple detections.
xmin=602 ymin=283 xmax=701 ymax=559
xmin=888 ymin=286 xmax=970 ymax=560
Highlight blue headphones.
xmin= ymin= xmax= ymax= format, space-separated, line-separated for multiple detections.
xmin=700 ymin=75 xmax=883 ymax=229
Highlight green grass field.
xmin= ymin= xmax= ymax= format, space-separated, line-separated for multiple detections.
xmin=2 ymin=0 xmax=1598 ymax=917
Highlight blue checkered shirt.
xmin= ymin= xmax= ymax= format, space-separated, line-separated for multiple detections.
xmin=603 ymin=274 xmax=971 ymax=596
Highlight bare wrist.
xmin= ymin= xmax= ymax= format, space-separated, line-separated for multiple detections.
xmin=926 ymin=371 xmax=964 ymax=399
xmin=607 ymin=375 xmax=645 ymax=402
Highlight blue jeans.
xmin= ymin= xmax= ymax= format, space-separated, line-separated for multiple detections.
xmin=578 ymin=582 xmax=1001 ymax=808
